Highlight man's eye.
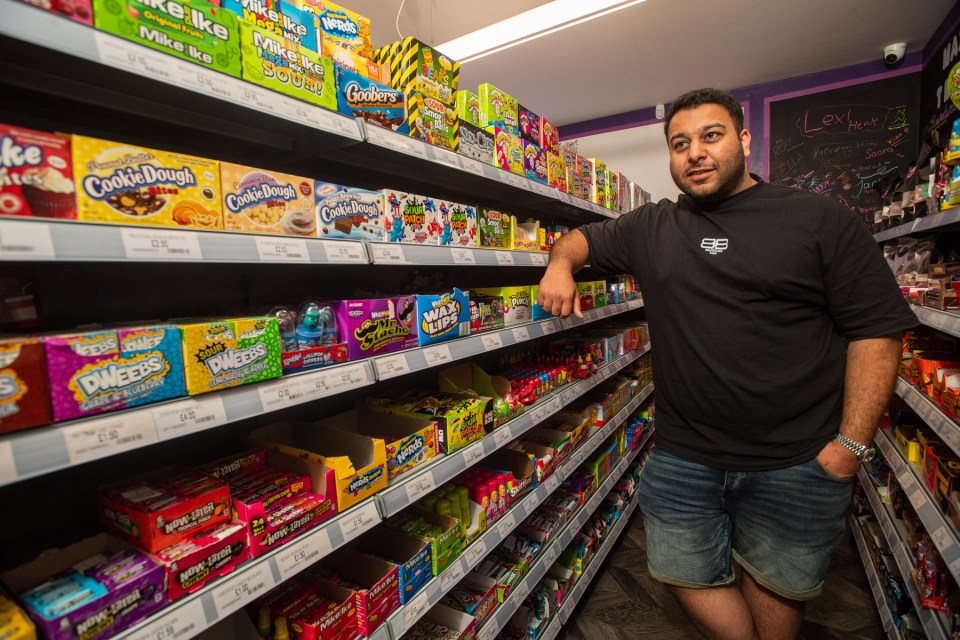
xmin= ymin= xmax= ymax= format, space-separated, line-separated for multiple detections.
xmin=704 ymin=131 xmax=720 ymax=140
xmin=674 ymin=141 xmax=688 ymax=151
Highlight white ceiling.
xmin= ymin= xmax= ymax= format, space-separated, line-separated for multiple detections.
xmin=345 ymin=0 xmax=956 ymax=127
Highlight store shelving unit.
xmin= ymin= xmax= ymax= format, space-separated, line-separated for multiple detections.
xmin=874 ymin=208 xmax=960 ymax=242
xmin=908 ymin=306 xmax=960 ymax=339
xmin=847 ymin=512 xmax=900 ymax=640
xmin=894 ymin=378 xmax=960 ymax=453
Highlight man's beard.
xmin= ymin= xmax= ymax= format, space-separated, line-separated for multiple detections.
xmin=673 ymin=146 xmax=748 ymax=202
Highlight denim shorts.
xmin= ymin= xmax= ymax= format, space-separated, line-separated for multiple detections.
xmin=637 ymin=446 xmax=854 ymax=601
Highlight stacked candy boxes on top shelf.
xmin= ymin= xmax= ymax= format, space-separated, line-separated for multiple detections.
xmin=0 ymin=329 xmax=652 ymax=640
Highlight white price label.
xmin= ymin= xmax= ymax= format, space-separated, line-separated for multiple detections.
xmin=213 ymin=565 xmax=274 ymax=617
xmin=424 ymin=344 xmax=453 ymax=367
xmin=372 ymin=244 xmax=407 ymax=263
xmin=465 ymin=539 xmax=487 ymax=567
xmin=95 ymin=33 xmax=177 ymax=83
xmin=603 ymin=306 xmax=615 ymax=318
xmin=339 ymin=502 xmax=378 ymax=541
xmin=319 ymin=110 xmax=361 ymax=137
xmin=256 ymin=237 xmax=309 ymax=262
xmin=909 ymin=487 xmax=927 ymax=508
xmin=404 ymin=592 xmax=431 ymax=630
xmin=512 ymin=327 xmax=531 ymax=342
xmin=493 ymin=428 xmax=512 ymax=447
xmin=451 ymin=248 xmax=477 ymax=264
xmin=478 ymin=622 xmax=497 ymax=640
xmin=405 ymin=473 xmax=436 ymax=503
xmin=277 ymin=529 xmax=333 ymax=580
xmin=375 ymin=354 xmax=410 ymax=380
xmin=544 ymin=545 xmax=559 ymax=566
xmin=514 ymin=581 xmax=531 ymax=603
xmin=322 ymin=241 xmax=366 ymax=263
xmin=462 ymin=442 xmax=485 ymax=466
xmin=931 ymin=526 xmax=953 ymax=550
xmin=481 ymin=333 xmax=504 ymax=351
xmin=440 ymin=561 xmax=465 ymax=593
xmin=541 ymin=320 xmax=559 ymax=335
xmin=434 ymin=148 xmax=462 ymax=169
xmin=152 ymin=397 xmax=227 ymax=439
xmin=121 ymin=229 xmax=203 ymax=260
xmin=460 ymin=158 xmax=485 ymax=176
xmin=0 ymin=441 xmax=17 ymax=485
xmin=125 ymin=599 xmax=205 ymax=640
xmin=173 ymin=62 xmax=242 ymax=101
xmin=495 ymin=251 xmax=515 ymax=265
xmin=0 ymin=221 xmax=55 ymax=259
xmin=303 ymin=363 xmax=371 ymax=400
xmin=559 ymin=192 xmax=575 ymax=206
xmin=502 ymin=173 xmax=527 ymax=189
xmin=257 ymin=378 xmax=307 ymax=411
xmin=532 ymin=183 xmax=554 ymax=197
xmin=496 ymin=513 xmax=517 ymax=538
xmin=560 ymin=317 xmax=575 ymax=330
xmin=545 ymin=474 xmax=560 ymax=493
xmin=64 ymin=414 xmax=158 ymax=464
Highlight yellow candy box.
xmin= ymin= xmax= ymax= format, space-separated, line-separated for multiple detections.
xmin=220 ymin=163 xmax=318 ymax=237
xmin=180 ymin=317 xmax=283 ymax=395
xmin=73 ymin=135 xmax=222 ymax=229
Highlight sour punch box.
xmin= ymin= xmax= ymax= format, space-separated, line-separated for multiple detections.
xmin=0 ymin=124 xmax=76 ymax=219
xmin=221 ymin=163 xmax=317 ymax=236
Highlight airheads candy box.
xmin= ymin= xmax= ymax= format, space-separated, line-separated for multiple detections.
xmin=518 ymin=106 xmax=541 ymax=145
xmin=220 ymin=0 xmax=316 ymax=51
xmin=221 ymin=163 xmax=317 ymax=236
xmin=0 ymin=124 xmax=76 ymax=219
xmin=179 ymin=317 xmax=282 ymax=395
xmin=0 ymin=338 xmax=52 ymax=434
xmin=335 ymin=296 xmax=418 ymax=361
xmin=335 ymin=66 xmax=406 ymax=134
xmin=316 ymin=180 xmax=383 ymax=240
xmin=93 ymin=0 xmax=240 ymax=77
xmin=43 ymin=326 xmax=186 ymax=423
xmin=458 ymin=120 xmax=494 ymax=165
xmin=297 ymin=0 xmax=372 ymax=59
xmin=73 ymin=135 xmax=222 ymax=229
xmin=547 ymin=152 xmax=567 ymax=192
xmin=380 ymin=190 xmax=437 ymax=244
xmin=478 ymin=208 xmax=512 ymax=249
xmin=440 ymin=203 xmax=476 ymax=247
xmin=456 ymin=90 xmax=481 ymax=128
xmin=478 ymin=83 xmax=518 ymax=134
xmin=414 ymin=288 xmax=470 ymax=346
xmin=522 ymin=140 xmax=547 ymax=184
xmin=540 ymin=117 xmax=559 ymax=154
xmin=406 ymin=90 xmax=459 ymax=151
xmin=240 ymin=21 xmax=336 ymax=110
xmin=491 ymin=128 xmax=523 ymax=176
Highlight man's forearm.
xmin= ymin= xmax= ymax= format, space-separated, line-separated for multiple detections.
xmin=840 ymin=334 xmax=902 ymax=445
xmin=548 ymin=229 xmax=590 ymax=273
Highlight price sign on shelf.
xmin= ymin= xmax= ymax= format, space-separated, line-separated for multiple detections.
xmin=544 ymin=545 xmax=559 ymax=566
xmin=375 ymin=354 xmax=410 ymax=380
xmin=95 ymin=33 xmax=177 ymax=83
xmin=371 ymin=244 xmax=407 ymax=263
xmin=460 ymin=157 xmax=486 ymax=176
xmin=302 ymin=363 xmax=371 ymax=400
xmin=540 ymin=320 xmax=559 ymax=336
xmin=403 ymin=592 xmax=431 ymax=631
xmin=481 ymin=333 xmax=504 ymax=351
xmin=255 ymin=237 xmax=309 ymax=262
xmin=478 ymin=622 xmax=498 ymax=640
xmin=931 ymin=526 xmax=953 ymax=551
xmin=257 ymin=378 xmax=306 ymax=411
xmin=126 ymin=599 xmax=205 ymax=640
xmin=277 ymin=529 xmax=332 ymax=580
xmin=404 ymin=473 xmax=436 ymax=503
xmin=152 ymin=397 xmax=227 ymax=439
xmin=213 ymin=565 xmax=274 ymax=617
xmin=495 ymin=251 xmax=515 ymax=265
xmin=529 ymin=253 xmax=548 ymax=266
xmin=451 ymin=248 xmax=477 ymax=264
xmin=322 ymin=241 xmax=366 ymax=263
xmin=121 ymin=229 xmax=203 ymax=260
xmin=514 ymin=581 xmax=531 ymax=604
xmin=423 ymin=344 xmax=453 ymax=367
xmin=465 ymin=539 xmax=487 ymax=567
xmin=339 ymin=502 xmax=378 ymax=541
xmin=440 ymin=561 xmax=465 ymax=593
xmin=545 ymin=474 xmax=560 ymax=493
xmin=493 ymin=427 xmax=512 ymax=447
xmin=500 ymin=173 xmax=527 ymax=189
xmin=462 ymin=442 xmax=485 ymax=466
xmin=512 ymin=327 xmax=531 ymax=342
xmin=908 ymin=486 xmax=927 ymax=509
xmin=0 ymin=220 xmax=55 ymax=260
xmin=433 ymin=148 xmax=462 ymax=169
xmin=496 ymin=512 xmax=517 ymax=538
xmin=64 ymin=414 xmax=158 ymax=464
xmin=560 ymin=317 xmax=575 ymax=330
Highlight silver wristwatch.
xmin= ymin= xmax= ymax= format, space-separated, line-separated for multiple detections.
xmin=833 ymin=433 xmax=875 ymax=463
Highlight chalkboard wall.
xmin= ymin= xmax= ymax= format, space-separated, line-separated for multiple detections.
xmin=767 ymin=74 xmax=920 ymax=224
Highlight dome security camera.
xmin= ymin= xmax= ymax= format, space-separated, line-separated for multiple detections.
xmin=884 ymin=43 xmax=907 ymax=66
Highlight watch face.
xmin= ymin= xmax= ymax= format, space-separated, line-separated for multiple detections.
xmin=861 ymin=448 xmax=876 ymax=464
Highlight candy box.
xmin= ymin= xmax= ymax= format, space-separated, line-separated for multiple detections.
xmin=439 ymin=572 xmax=498 ymax=627
xmin=518 ymin=106 xmax=541 ymax=146
xmin=384 ymin=508 xmax=464 ymax=575
xmin=315 ymin=549 xmax=400 ymax=635
xmin=522 ymin=140 xmax=547 ymax=184
xmin=439 ymin=361 xmax=523 ymax=428
xmin=529 ymin=285 xmax=553 ymax=321
xmin=349 ymin=526 xmax=432 ymax=605
xmin=335 ymin=66 xmax=406 ymax=134
xmin=410 ymin=604 xmax=475 ymax=640
xmin=296 ymin=0 xmax=371 ymax=58
xmin=0 ymin=124 xmax=76 ymax=219
xmin=478 ymin=83 xmax=518 ymax=134
xmin=477 ymin=208 xmax=513 ymax=248
xmin=334 ymin=296 xmax=418 ymax=360
xmin=576 ymin=281 xmax=596 ymax=311
xmin=325 ymin=42 xmax=382 ymax=81
xmin=475 ymin=286 xmax=531 ymax=325
xmin=282 ymin=578 xmax=358 ymax=640
xmin=456 ymin=90 xmax=482 ymax=127
xmin=2 ymin=536 xmax=165 ymax=640
xmin=576 ymin=154 xmax=593 ymax=200
xmin=152 ymin=520 xmax=248 ymax=601
xmin=458 ymin=120 xmax=495 ymax=164
xmin=512 ymin=218 xmax=540 ymax=252
xmin=393 ymin=37 xmax=460 ymax=103
xmin=0 ymin=589 xmax=34 ymax=640
xmin=239 ymin=21 xmax=336 ymax=110
xmin=414 ymin=288 xmax=471 ymax=346
xmin=43 ymin=325 xmax=185 ymax=422
xmin=540 ymin=118 xmax=559 ymax=154
xmin=367 ymin=391 xmax=490 ymax=455
xmin=546 ymin=152 xmax=566 ymax=192
xmin=446 ymin=202 xmax=477 ymax=247
xmin=606 ymin=169 xmax=618 ymax=211
xmin=381 ymin=190 xmax=437 ymax=244
xmin=94 ymin=0 xmax=240 ymax=76
xmin=0 ymin=338 xmax=52 ymax=433
xmin=468 ymin=293 xmax=504 ymax=334
xmin=588 ymin=158 xmax=607 ymax=207
xmin=22 ymin=0 xmax=92 ymax=24
xmin=220 ymin=0 xmax=317 ymax=51
xmin=248 ymin=418 xmax=388 ymax=511
xmin=221 ymin=162 xmax=317 ymax=236
xmin=491 ymin=127 xmax=523 ymax=175
xmin=407 ymin=90 xmax=460 ymax=151
xmin=179 ymin=317 xmax=282 ymax=396
xmin=316 ymin=180 xmax=383 ymax=240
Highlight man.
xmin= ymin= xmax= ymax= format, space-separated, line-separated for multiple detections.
xmin=536 ymin=88 xmax=916 ymax=640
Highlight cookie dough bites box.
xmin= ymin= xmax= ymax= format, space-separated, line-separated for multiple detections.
xmin=315 ymin=181 xmax=383 ymax=240
xmin=221 ymin=163 xmax=317 ymax=236
xmin=93 ymin=0 xmax=240 ymax=77
xmin=0 ymin=124 xmax=77 ymax=219
xmin=73 ymin=135 xmax=223 ymax=229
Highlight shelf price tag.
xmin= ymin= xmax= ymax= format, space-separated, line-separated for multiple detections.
xmin=371 ymin=244 xmax=407 ymax=263
xmin=339 ymin=502 xmax=378 ymax=542
xmin=375 ymin=354 xmax=410 ymax=380
xmin=908 ymin=486 xmax=927 ymax=509
xmin=126 ymin=599 xmax=206 ymax=640
xmin=440 ymin=561 xmax=465 ymax=593
xmin=496 ymin=513 xmax=517 ymax=538
xmin=424 ymin=345 xmax=453 ymax=367
xmin=481 ymin=333 xmax=504 ymax=351
xmin=512 ymin=327 xmax=531 ymax=342
xmin=213 ymin=565 xmax=274 ymax=617
xmin=95 ymin=33 xmax=177 ymax=83
xmin=64 ymin=414 xmax=158 ymax=464
xmin=500 ymin=172 xmax=527 ymax=189
xmin=495 ymin=251 xmax=515 ymax=265
xmin=560 ymin=317 xmax=575 ymax=330
xmin=302 ymin=363 xmax=371 ymax=400
xmin=513 ymin=581 xmax=531 ymax=604
xmin=460 ymin=158 xmax=485 ymax=176
xmin=0 ymin=220 xmax=55 ymax=260
xmin=540 ymin=320 xmax=559 ymax=336
xmin=152 ymin=397 xmax=227 ymax=439
xmin=433 ymin=148 xmax=462 ymax=169
xmin=462 ymin=442 xmax=485 ymax=466
xmin=931 ymin=526 xmax=953 ymax=551
xmin=493 ymin=428 xmax=512 ymax=447
xmin=403 ymin=592 xmax=430 ymax=631
xmin=404 ymin=473 xmax=436 ymax=503
xmin=255 ymin=237 xmax=309 ymax=262
xmin=0 ymin=442 xmax=16 ymax=486
xmin=478 ymin=622 xmax=497 ymax=640
xmin=532 ymin=183 xmax=554 ymax=198
xmin=257 ymin=378 xmax=307 ymax=411
xmin=322 ymin=241 xmax=366 ymax=263
xmin=121 ymin=229 xmax=203 ymax=260
xmin=451 ymin=248 xmax=477 ymax=264
xmin=545 ymin=474 xmax=560 ymax=493
xmin=277 ymin=529 xmax=333 ymax=581
xmin=465 ymin=539 xmax=487 ymax=567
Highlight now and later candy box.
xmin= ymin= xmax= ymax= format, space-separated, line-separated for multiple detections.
xmin=43 ymin=326 xmax=185 ymax=423
xmin=414 ymin=288 xmax=470 ymax=346
xmin=220 ymin=0 xmax=317 ymax=51
xmin=179 ymin=317 xmax=282 ymax=396
xmin=458 ymin=120 xmax=494 ymax=164
xmin=335 ymin=296 xmax=418 ymax=361
xmin=221 ymin=162 xmax=317 ymax=236
xmin=0 ymin=124 xmax=76 ymax=219
xmin=381 ymin=190 xmax=437 ymax=244
xmin=522 ymin=140 xmax=547 ymax=184
xmin=153 ymin=520 xmax=248 ymax=601
xmin=93 ymin=0 xmax=240 ymax=76
xmin=0 ymin=338 xmax=52 ymax=433
xmin=316 ymin=181 xmax=383 ymax=240
xmin=73 ymin=135 xmax=223 ymax=229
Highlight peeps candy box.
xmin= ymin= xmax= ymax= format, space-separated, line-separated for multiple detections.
xmin=547 ymin=152 xmax=567 ymax=192
xmin=478 ymin=83 xmax=518 ymax=135
xmin=44 ymin=326 xmax=185 ymax=423
xmin=297 ymin=0 xmax=372 ymax=58
xmin=540 ymin=118 xmax=559 ymax=154
xmin=93 ymin=0 xmax=240 ymax=77
xmin=414 ymin=288 xmax=471 ymax=346
xmin=458 ymin=120 xmax=495 ymax=164
xmin=179 ymin=317 xmax=282 ymax=396
xmin=440 ymin=202 xmax=477 ymax=247
xmin=491 ymin=128 xmax=523 ymax=175
xmin=394 ymin=37 xmax=460 ymax=103
xmin=240 ymin=21 xmax=336 ymax=110
xmin=380 ymin=190 xmax=437 ymax=244
xmin=335 ymin=66 xmax=406 ymax=133
xmin=477 ymin=208 xmax=512 ymax=249
xmin=335 ymin=296 xmax=418 ymax=361
xmin=220 ymin=0 xmax=316 ymax=51
xmin=0 ymin=338 xmax=52 ymax=434
xmin=518 ymin=106 xmax=541 ymax=146
xmin=522 ymin=140 xmax=547 ymax=184
xmin=406 ymin=90 xmax=459 ymax=151
xmin=456 ymin=90 xmax=482 ymax=127
xmin=316 ymin=180 xmax=383 ymax=239
xmin=221 ymin=163 xmax=317 ymax=236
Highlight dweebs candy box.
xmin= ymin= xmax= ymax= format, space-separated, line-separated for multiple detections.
xmin=540 ymin=117 xmax=559 ymax=154
xmin=414 ymin=288 xmax=470 ymax=346
xmin=99 ymin=468 xmax=230 ymax=552
xmin=220 ymin=0 xmax=316 ymax=50
xmin=456 ymin=90 xmax=482 ymax=127
xmin=0 ymin=338 xmax=52 ymax=433
xmin=221 ymin=163 xmax=317 ymax=236
xmin=440 ymin=202 xmax=477 ymax=247
xmin=240 ymin=21 xmax=336 ymax=110
xmin=349 ymin=527 xmax=432 ymax=605
xmin=335 ymin=67 xmax=406 ymax=133
xmin=458 ymin=120 xmax=494 ymax=164
xmin=0 ymin=124 xmax=76 ymax=219
xmin=518 ymin=106 xmax=541 ymax=146
xmin=491 ymin=127 xmax=523 ymax=175
xmin=180 ymin=317 xmax=282 ymax=395
xmin=381 ymin=190 xmax=436 ymax=244
xmin=478 ymin=208 xmax=512 ymax=248
xmin=522 ymin=140 xmax=547 ymax=184
xmin=335 ymin=296 xmax=417 ymax=360
xmin=153 ymin=520 xmax=248 ymax=601
xmin=43 ymin=325 xmax=185 ymax=422
xmin=478 ymin=83 xmax=518 ymax=134
xmin=73 ymin=135 xmax=222 ymax=229
xmin=316 ymin=180 xmax=383 ymax=240
xmin=406 ymin=90 xmax=459 ymax=151
xmin=297 ymin=0 xmax=372 ymax=59
xmin=93 ymin=0 xmax=240 ymax=76
xmin=322 ymin=408 xmax=438 ymax=480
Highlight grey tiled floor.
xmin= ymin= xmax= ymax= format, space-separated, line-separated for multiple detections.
xmin=557 ymin=511 xmax=883 ymax=640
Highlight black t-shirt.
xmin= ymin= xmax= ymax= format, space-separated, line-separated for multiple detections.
xmin=581 ymin=178 xmax=916 ymax=470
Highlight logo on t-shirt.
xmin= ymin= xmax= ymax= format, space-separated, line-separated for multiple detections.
xmin=700 ymin=238 xmax=728 ymax=255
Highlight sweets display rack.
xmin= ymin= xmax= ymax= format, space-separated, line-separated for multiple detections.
xmin=848 ymin=512 xmax=900 ymax=640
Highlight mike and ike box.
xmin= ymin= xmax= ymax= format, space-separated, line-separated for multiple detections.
xmin=0 ymin=124 xmax=77 ymax=220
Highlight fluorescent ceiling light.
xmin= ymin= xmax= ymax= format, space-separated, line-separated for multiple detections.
xmin=436 ymin=0 xmax=646 ymax=63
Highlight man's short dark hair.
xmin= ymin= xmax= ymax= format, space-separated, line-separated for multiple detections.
xmin=664 ymin=88 xmax=744 ymax=138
